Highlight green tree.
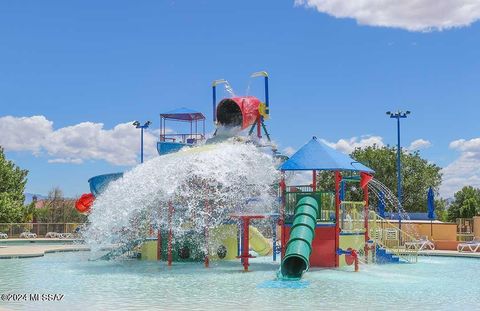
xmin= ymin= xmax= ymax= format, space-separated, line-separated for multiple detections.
xmin=0 ymin=147 xmax=30 ymax=223
xmin=448 ymin=186 xmax=480 ymax=221
xmin=434 ymin=198 xmax=449 ymax=222
xmin=34 ymin=187 xmax=86 ymax=223
xmin=316 ymin=145 xmax=442 ymax=213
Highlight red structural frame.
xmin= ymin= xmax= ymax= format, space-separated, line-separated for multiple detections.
xmin=204 ymin=198 xmax=210 ymax=268
xmin=168 ymin=201 xmax=173 ymax=266
xmin=230 ymin=214 xmax=265 ymax=271
xmin=334 ymin=171 xmax=341 ymax=267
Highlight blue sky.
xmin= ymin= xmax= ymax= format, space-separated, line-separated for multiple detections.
xmin=1 ymin=0 xmax=480 ymax=198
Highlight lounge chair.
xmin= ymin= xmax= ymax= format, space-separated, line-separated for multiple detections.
xmin=19 ymin=232 xmax=37 ymax=239
xmin=457 ymin=237 xmax=480 ymax=253
xmin=405 ymin=236 xmax=435 ymax=251
xmin=0 ymin=232 xmax=8 ymax=239
xmin=59 ymin=233 xmax=73 ymax=239
xmin=45 ymin=232 xmax=59 ymax=238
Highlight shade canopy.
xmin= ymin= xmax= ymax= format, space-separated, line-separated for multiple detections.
xmin=280 ymin=137 xmax=374 ymax=173
xmin=161 ymin=107 xmax=206 ymax=121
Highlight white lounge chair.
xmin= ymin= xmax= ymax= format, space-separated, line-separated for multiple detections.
xmin=19 ymin=232 xmax=37 ymax=239
xmin=0 ymin=232 xmax=8 ymax=239
xmin=59 ymin=233 xmax=73 ymax=239
xmin=405 ymin=236 xmax=435 ymax=251
xmin=457 ymin=237 xmax=480 ymax=253
xmin=45 ymin=232 xmax=59 ymax=238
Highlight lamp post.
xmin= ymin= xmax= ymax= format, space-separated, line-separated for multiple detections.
xmin=386 ymin=110 xmax=410 ymax=230
xmin=133 ymin=120 xmax=151 ymax=163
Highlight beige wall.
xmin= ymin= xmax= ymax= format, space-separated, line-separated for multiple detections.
xmin=415 ymin=223 xmax=457 ymax=240
xmin=474 ymin=217 xmax=480 ymax=238
xmin=385 ymin=221 xmax=457 ymax=241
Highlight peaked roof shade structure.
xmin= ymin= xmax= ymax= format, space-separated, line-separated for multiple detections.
xmin=160 ymin=107 xmax=206 ymax=121
xmin=280 ymin=137 xmax=375 ymax=173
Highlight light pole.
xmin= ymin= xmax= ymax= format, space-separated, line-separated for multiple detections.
xmin=386 ymin=110 xmax=410 ymax=230
xmin=133 ymin=120 xmax=151 ymax=163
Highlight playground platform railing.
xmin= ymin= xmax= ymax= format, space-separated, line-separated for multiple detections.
xmin=339 ymin=201 xmax=366 ymax=233
xmin=284 ymin=189 xmax=335 ymax=222
xmin=160 ymin=133 xmax=205 ymax=144
xmin=0 ymin=223 xmax=84 ymax=238
xmin=369 ymin=213 xmax=419 ymax=263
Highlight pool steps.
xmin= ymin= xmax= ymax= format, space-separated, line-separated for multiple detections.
xmin=375 ymin=245 xmax=402 ymax=264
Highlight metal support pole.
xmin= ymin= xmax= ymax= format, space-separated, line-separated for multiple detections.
xmin=396 ymin=117 xmax=402 ymax=230
xmin=256 ymin=117 xmax=261 ymax=138
xmin=272 ymin=216 xmax=277 ymax=261
xmin=280 ymin=171 xmax=286 ymax=259
xmin=212 ymin=85 xmax=216 ymax=123
xmin=264 ymin=76 xmax=269 ymax=115
xmin=140 ymin=127 xmax=144 ymax=164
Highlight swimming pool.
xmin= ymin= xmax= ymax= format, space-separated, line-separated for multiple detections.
xmin=0 ymin=253 xmax=478 ymax=310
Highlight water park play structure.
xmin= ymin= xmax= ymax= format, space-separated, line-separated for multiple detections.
xmin=76 ymin=71 xmax=420 ymax=280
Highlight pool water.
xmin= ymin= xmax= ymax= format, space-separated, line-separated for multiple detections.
xmin=0 ymin=252 xmax=478 ymax=310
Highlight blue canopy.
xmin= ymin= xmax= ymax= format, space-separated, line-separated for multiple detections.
xmin=280 ymin=137 xmax=374 ymax=173
xmin=427 ymin=187 xmax=435 ymax=220
xmin=161 ymin=107 xmax=206 ymax=121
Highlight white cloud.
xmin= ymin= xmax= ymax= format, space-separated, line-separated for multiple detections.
xmin=283 ymin=146 xmax=296 ymax=156
xmin=294 ymin=0 xmax=480 ymax=31
xmin=48 ymin=158 xmax=84 ymax=164
xmin=320 ymin=135 xmax=384 ymax=154
xmin=408 ymin=139 xmax=432 ymax=151
xmin=0 ymin=116 xmax=53 ymax=154
xmin=0 ymin=116 xmax=159 ymax=166
xmin=440 ymin=138 xmax=480 ymax=198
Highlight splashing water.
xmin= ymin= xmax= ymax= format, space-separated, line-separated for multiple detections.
xmin=223 ymin=80 xmax=236 ymax=97
xmin=368 ymin=178 xmax=417 ymax=235
xmin=83 ymin=140 xmax=280 ymax=256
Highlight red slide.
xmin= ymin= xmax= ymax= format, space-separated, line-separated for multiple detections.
xmin=75 ymin=193 xmax=95 ymax=214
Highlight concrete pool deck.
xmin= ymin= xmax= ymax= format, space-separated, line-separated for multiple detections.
xmin=0 ymin=240 xmax=89 ymax=259
xmin=0 ymin=238 xmax=80 ymax=243
xmin=418 ymin=249 xmax=480 ymax=258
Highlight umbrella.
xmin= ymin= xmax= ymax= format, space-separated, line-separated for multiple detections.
xmin=427 ymin=187 xmax=435 ymax=236
xmin=378 ymin=191 xmax=386 ymax=218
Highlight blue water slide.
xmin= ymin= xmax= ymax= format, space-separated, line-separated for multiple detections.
xmin=88 ymin=173 xmax=124 ymax=197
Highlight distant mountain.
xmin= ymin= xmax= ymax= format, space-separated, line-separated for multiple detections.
xmin=24 ymin=193 xmax=47 ymax=204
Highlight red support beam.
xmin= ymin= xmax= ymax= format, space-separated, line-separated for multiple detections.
xmin=157 ymin=229 xmax=162 ymax=261
xmin=363 ymin=184 xmax=370 ymax=261
xmin=334 ymin=171 xmax=341 ymax=268
xmin=312 ymin=170 xmax=317 ymax=191
xmin=231 ymin=215 xmax=265 ymax=271
xmin=204 ymin=197 xmax=210 ymax=268
xmin=167 ymin=201 xmax=173 ymax=266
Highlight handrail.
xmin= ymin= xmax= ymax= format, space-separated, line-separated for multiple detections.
xmin=369 ymin=213 xmax=418 ymax=263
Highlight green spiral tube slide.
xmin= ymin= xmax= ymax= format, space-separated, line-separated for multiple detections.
xmin=279 ymin=196 xmax=319 ymax=280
